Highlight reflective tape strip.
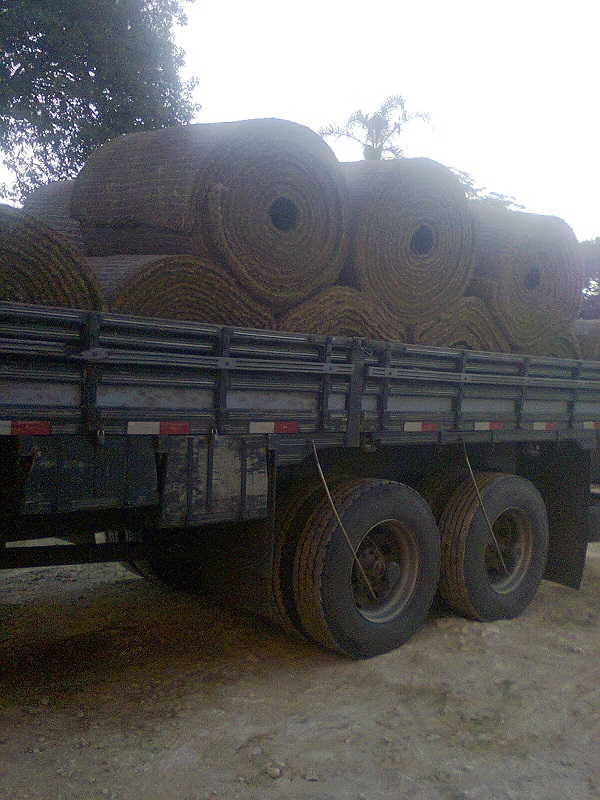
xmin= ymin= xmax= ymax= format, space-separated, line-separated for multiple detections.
xmin=404 ymin=421 xmax=439 ymax=432
xmin=249 ymin=421 xmax=299 ymax=434
xmin=474 ymin=421 xmax=504 ymax=431
xmin=532 ymin=422 xmax=558 ymax=431
xmin=127 ymin=421 xmax=190 ymax=435
xmin=159 ymin=422 xmax=190 ymax=435
xmin=274 ymin=421 xmax=299 ymax=434
xmin=0 ymin=421 xmax=51 ymax=435
xmin=583 ymin=421 xmax=600 ymax=430
xmin=127 ymin=422 xmax=161 ymax=435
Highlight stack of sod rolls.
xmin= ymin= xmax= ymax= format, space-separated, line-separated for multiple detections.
xmin=70 ymin=118 xmax=350 ymax=313
xmin=0 ymin=203 xmax=103 ymax=310
xmin=97 ymin=254 xmax=275 ymax=329
xmin=468 ymin=206 xmax=584 ymax=354
xmin=21 ymin=180 xmax=86 ymax=256
xmin=278 ymin=286 xmax=407 ymax=341
xmin=413 ymin=296 xmax=511 ymax=353
xmin=338 ymin=158 xmax=475 ymax=326
xmin=14 ymin=119 xmax=588 ymax=362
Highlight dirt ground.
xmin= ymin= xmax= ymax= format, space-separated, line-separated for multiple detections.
xmin=0 ymin=546 xmax=598 ymax=800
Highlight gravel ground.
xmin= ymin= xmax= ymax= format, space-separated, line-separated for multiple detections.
xmin=0 ymin=546 xmax=598 ymax=800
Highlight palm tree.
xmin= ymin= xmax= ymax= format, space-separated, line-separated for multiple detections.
xmin=319 ymin=95 xmax=430 ymax=160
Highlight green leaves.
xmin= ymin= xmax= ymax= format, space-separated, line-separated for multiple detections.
xmin=449 ymin=168 xmax=524 ymax=211
xmin=0 ymin=0 xmax=200 ymax=200
xmin=319 ymin=94 xmax=430 ymax=161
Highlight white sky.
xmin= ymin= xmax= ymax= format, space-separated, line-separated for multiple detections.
xmin=175 ymin=0 xmax=600 ymax=241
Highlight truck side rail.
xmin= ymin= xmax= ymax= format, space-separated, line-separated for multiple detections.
xmin=1 ymin=302 xmax=600 ymax=453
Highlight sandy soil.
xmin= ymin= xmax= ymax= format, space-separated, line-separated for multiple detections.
xmin=0 ymin=547 xmax=598 ymax=800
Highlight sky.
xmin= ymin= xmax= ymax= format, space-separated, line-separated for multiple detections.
xmin=174 ymin=0 xmax=600 ymax=242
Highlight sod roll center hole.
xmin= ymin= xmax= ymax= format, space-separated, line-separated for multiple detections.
xmin=524 ymin=267 xmax=542 ymax=291
xmin=410 ymin=225 xmax=434 ymax=255
xmin=269 ymin=197 xmax=299 ymax=232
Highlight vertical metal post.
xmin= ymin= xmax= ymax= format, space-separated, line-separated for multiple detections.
xmin=345 ymin=339 xmax=365 ymax=448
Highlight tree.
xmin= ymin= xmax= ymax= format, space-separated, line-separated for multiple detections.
xmin=319 ymin=95 xmax=430 ymax=161
xmin=580 ymin=238 xmax=600 ymax=319
xmin=0 ymin=0 xmax=200 ymax=200
xmin=449 ymin=168 xmax=525 ymax=212
xmin=319 ymin=96 xmax=523 ymax=212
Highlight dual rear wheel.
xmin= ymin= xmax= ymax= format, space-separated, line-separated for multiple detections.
xmin=127 ymin=471 xmax=549 ymax=659
xmin=437 ymin=472 xmax=549 ymax=621
xmin=275 ymin=471 xmax=549 ymax=656
xmin=278 ymin=478 xmax=441 ymax=658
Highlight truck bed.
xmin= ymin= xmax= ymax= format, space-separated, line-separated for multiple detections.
xmin=1 ymin=301 xmax=600 ymax=456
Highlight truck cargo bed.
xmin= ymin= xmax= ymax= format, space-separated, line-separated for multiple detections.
xmin=2 ymin=302 xmax=600 ymax=455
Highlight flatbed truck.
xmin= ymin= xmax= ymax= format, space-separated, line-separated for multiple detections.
xmin=1 ymin=300 xmax=598 ymax=657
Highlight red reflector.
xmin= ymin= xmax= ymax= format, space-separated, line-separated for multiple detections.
xmin=489 ymin=421 xmax=504 ymax=431
xmin=421 ymin=422 xmax=439 ymax=432
xmin=11 ymin=421 xmax=51 ymax=435
xmin=274 ymin=421 xmax=299 ymax=434
xmin=159 ymin=422 xmax=190 ymax=435
xmin=546 ymin=422 xmax=558 ymax=431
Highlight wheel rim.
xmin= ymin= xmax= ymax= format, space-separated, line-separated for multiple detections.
xmin=351 ymin=519 xmax=420 ymax=624
xmin=484 ymin=508 xmax=534 ymax=594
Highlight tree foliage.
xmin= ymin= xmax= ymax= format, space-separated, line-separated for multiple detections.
xmin=319 ymin=95 xmax=430 ymax=161
xmin=580 ymin=238 xmax=600 ymax=318
xmin=449 ymin=168 xmax=525 ymax=212
xmin=0 ymin=0 xmax=199 ymax=200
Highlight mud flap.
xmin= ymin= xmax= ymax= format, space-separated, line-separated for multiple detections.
xmin=520 ymin=441 xmax=590 ymax=590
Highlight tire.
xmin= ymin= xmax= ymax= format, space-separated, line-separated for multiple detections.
xmin=293 ymin=479 xmax=441 ymax=658
xmin=127 ymin=553 xmax=199 ymax=589
xmin=127 ymin=557 xmax=184 ymax=584
xmin=272 ymin=481 xmax=326 ymax=637
xmin=418 ymin=469 xmax=469 ymax=522
xmin=101 ymin=530 xmax=176 ymax=583
xmin=124 ymin=529 xmax=207 ymax=591
xmin=438 ymin=472 xmax=549 ymax=621
xmin=273 ymin=478 xmax=347 ymax=638
xmin=97 ymin=530 xmax=147 ymax=578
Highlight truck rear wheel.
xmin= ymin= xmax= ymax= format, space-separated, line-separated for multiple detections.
xmin=273 ymin=481 xmax=327 ymax=637
xmin=127 ymin=552 xmax=195 ymax=589
xmin=293 ymin=479 xmax=440 ymax=658
xmin=124 ymin=530 xmax=206 ymax=591
xmin=438 ymin=472 xmax=549 ymax=621
xmin=418 ymin=469 xmax=469 ymax=521
xmin=273 ymin=478 xmax=349 ymax=638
